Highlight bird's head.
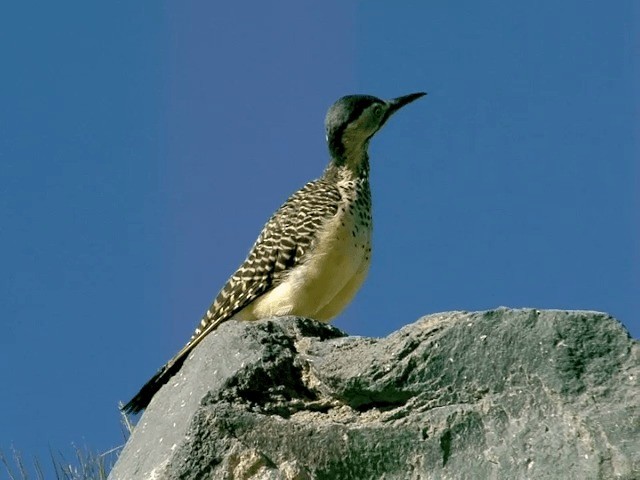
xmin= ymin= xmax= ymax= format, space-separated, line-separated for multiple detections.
xmin=325 ymin=92 xmax=426 ymax=172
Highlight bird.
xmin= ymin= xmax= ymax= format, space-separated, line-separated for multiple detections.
xmin=122 ymin=92 xmax=426 ymax=414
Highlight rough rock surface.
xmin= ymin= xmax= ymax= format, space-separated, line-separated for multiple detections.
xmin=109 ymin=309 xmax=639 ymax=480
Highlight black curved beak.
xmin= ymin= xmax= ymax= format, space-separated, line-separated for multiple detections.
xmin=388 ymin=92 xmax=427 ymax=115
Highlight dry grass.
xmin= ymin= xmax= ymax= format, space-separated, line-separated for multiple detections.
xmin=1 ymin=405 xmax=133 ymax=480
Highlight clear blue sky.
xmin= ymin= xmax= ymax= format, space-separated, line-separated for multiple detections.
xmin=1 ymin=1 xmax=637 ymax=476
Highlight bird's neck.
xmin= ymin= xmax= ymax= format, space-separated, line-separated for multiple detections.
xmin=324 ymin=147 xmax=370 ymax=182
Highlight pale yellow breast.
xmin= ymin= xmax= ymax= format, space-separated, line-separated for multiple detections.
xmin=235 ymin=191 xmax=372 ymax=322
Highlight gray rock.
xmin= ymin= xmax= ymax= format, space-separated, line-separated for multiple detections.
xmin=109 ymin=309 xmax=640 ymax=480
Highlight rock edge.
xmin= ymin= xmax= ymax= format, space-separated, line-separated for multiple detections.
xmin=109 ymin=309 xmax=639 ymax=480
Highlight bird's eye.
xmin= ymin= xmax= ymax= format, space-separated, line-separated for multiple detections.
xmin=372 ymin=104 xmax=384 ymax=117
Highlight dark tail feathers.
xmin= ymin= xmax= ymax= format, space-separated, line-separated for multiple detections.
xmin=121 ymin=355 xmax=188 ymax=414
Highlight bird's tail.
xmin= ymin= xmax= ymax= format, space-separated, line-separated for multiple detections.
xmin=121 ymin=317 xmax=228 ymax=415
xmin=120 ymin=354 xmax=188 ymax=414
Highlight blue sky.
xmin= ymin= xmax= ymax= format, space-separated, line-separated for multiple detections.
xmin=1 ymin=1 xmax=637 ymax=476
